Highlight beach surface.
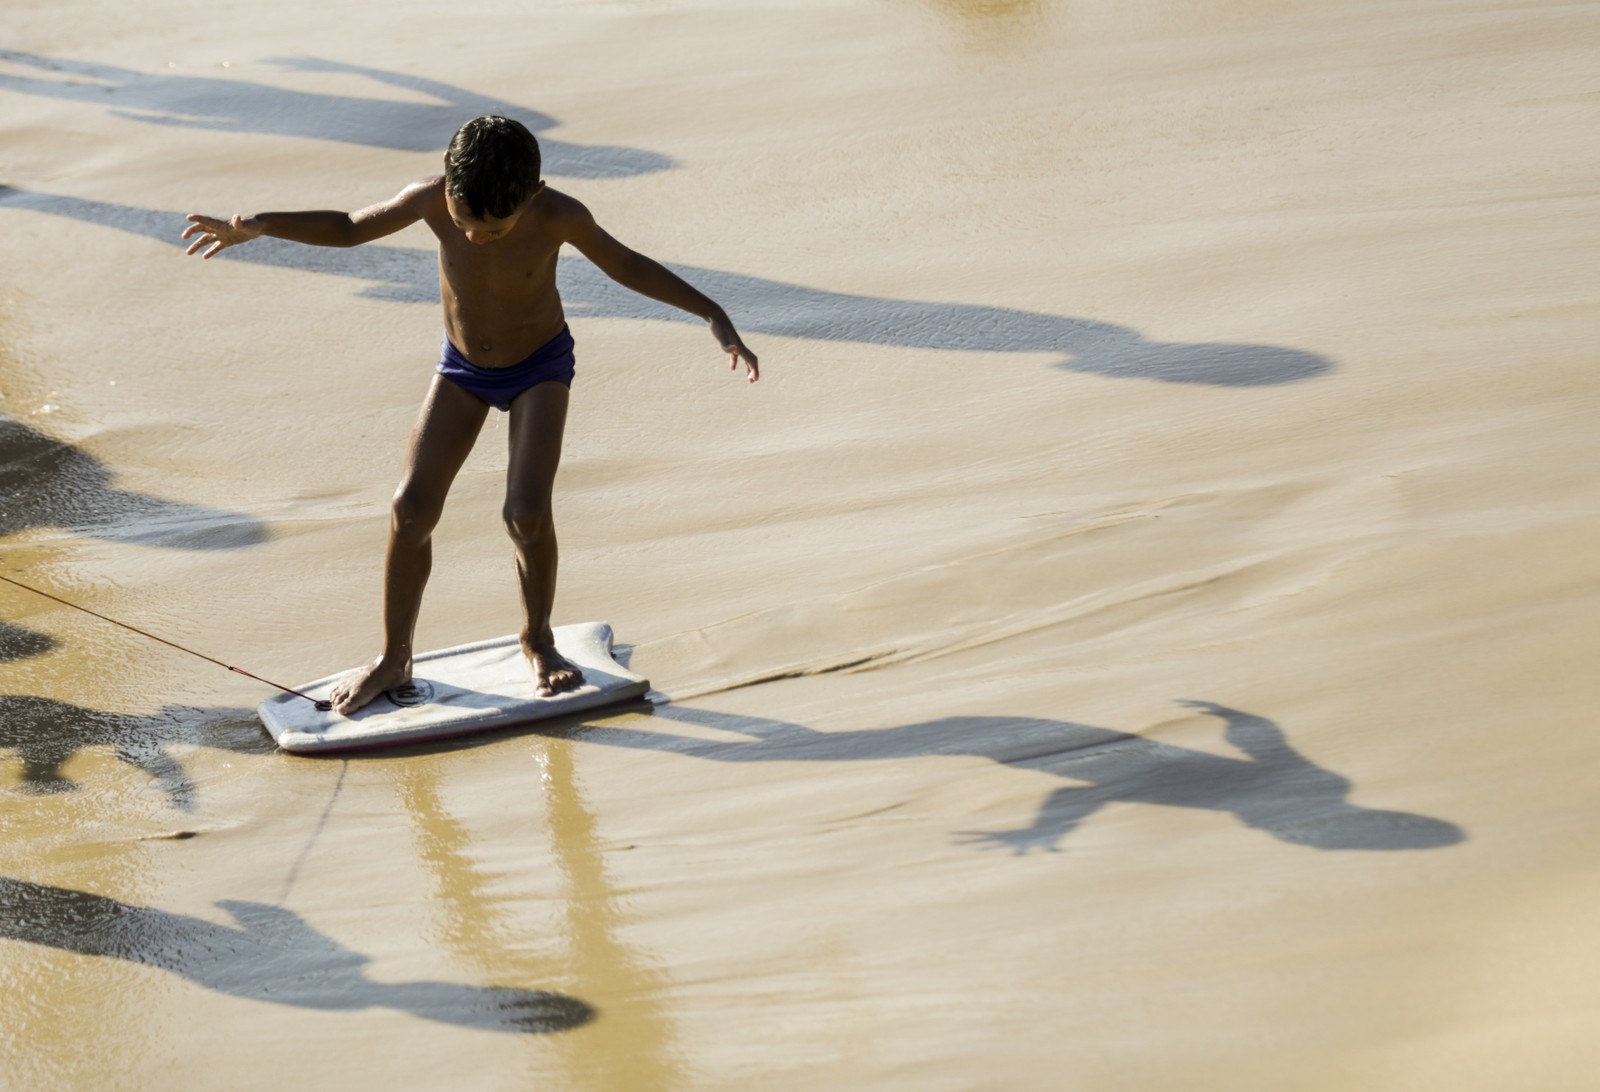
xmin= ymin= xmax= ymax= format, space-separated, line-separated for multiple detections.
xmin=3 ymin=1 xmax=1598 ymax=1087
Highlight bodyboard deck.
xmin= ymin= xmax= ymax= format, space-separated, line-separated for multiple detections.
xmin=257 ymin=622 xmax=649 ymax=754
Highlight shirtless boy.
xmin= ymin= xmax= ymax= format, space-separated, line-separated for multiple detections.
xmin=183 ymin=115 xmax=758 ymax=715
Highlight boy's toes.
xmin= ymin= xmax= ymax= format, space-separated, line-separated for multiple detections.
xmin=535 ymin=660 xmax=585 ymax=697
xmin=326 ymin=657 xmax=409 ymax=716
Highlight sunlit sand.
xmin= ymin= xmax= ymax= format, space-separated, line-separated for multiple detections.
xmin=3 ymin=2 xmax=1598 ymax=1088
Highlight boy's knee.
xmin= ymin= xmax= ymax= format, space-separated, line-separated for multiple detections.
xmin=391 ymin=487 xmax=443 ymax=539
xmin=503 ymin=498 xmax=551 ymax=545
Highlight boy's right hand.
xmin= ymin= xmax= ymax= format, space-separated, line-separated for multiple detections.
xmin=182 ymin=213 xmax=263 ymax=259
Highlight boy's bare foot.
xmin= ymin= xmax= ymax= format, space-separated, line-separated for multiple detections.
xmin=526 ymin=644 xmax=584 ymax=697
xmin=328 ymin=655 xmax=413 ymax=715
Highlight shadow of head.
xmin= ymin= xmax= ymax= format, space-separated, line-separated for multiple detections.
xmin=0 ymin=416 xmax=267 ymax=549
xmin=0 ymin=695 xmax=271 ymax=810
xmin=0 ymin=620 xmax=55 ymax=662
xmin=1067 ymin=331 xmax=1330 ymax=386
xmin=1270 ymin=806 xmax=1464 ymax=851
xmin=387 ymin=979 xmax=597 ymax=1034
xmin=0 ymin=877 xmax=595 ymax=1033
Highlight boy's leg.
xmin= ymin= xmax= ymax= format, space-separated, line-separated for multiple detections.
xmin=504 ymin=379 xmax=583 ymax=696
xmin=329 ymin=376 xmax=489 ymax=714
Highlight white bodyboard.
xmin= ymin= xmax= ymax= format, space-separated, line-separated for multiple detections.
xmin=258 ymin=622 xmax=649 ymax=754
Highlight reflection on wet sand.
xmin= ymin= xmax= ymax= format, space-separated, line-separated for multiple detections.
xmin=541 ymin=740 xmax=685 ymax=1089
xmin=0 ymin=414 xmax=268 ymax=550
xmin=396 ymin=764 xmax=528 ymax=970
xmin=395 ymin=742 xmax=683 ymax=1086
xmin=590 ymin=701 xmax=1464 ymax=854
xmin=0 ymin=877 xmax=593 ymax=1033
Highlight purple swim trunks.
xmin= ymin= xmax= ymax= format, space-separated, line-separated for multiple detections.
xmin=436 ymin=324 xmax=575 ymax=410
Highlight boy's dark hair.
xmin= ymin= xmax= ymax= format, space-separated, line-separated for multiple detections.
xmin=444 ymin=116 xmax=542 ymax=219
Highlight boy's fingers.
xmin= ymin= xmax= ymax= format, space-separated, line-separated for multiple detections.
xmin=728 ymin=343 xmax=759 ymax=382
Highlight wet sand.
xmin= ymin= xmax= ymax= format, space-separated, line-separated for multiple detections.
xmin=4 ymin=1 xmax=1599 ymax=1087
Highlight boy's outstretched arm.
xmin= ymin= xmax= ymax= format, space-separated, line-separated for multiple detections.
xmin=181 ymin=178 xmax=436 ymax=258
xmin=557 ymin=197 xmax=759 ymax=382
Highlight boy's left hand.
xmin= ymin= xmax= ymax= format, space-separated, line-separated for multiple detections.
xmin=710 ymin=314 xmax=759 ymax=383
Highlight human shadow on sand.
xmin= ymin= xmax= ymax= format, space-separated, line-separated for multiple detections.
xmin=0 ymin=414 xmax=267 ymax=549
xmin=0 ymin=187 xmax=1331 ymax=387
xmin=573 ymin=700 xmax=1462 ymax=854
xmin=0 ymin=877 xmax=593 ymax=1033
xmin=0 ymin=51 xmax=672 ymax=179
xmin=0 ymin=696 xmax=272 ymax=813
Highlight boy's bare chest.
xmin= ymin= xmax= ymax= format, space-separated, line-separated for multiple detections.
xmin=438 ymin=238 xmax=559 ymax=298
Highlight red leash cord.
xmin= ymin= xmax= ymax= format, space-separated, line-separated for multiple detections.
xmin=1 ymin=571 xmax=331 ymax=709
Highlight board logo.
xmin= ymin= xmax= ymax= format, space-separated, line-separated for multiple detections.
xmin=385 ymin=680 xmax=435 ymax=707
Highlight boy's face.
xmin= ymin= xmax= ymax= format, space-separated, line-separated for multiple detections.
xmin=445 ymin=192 xmax=521 ymax=245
